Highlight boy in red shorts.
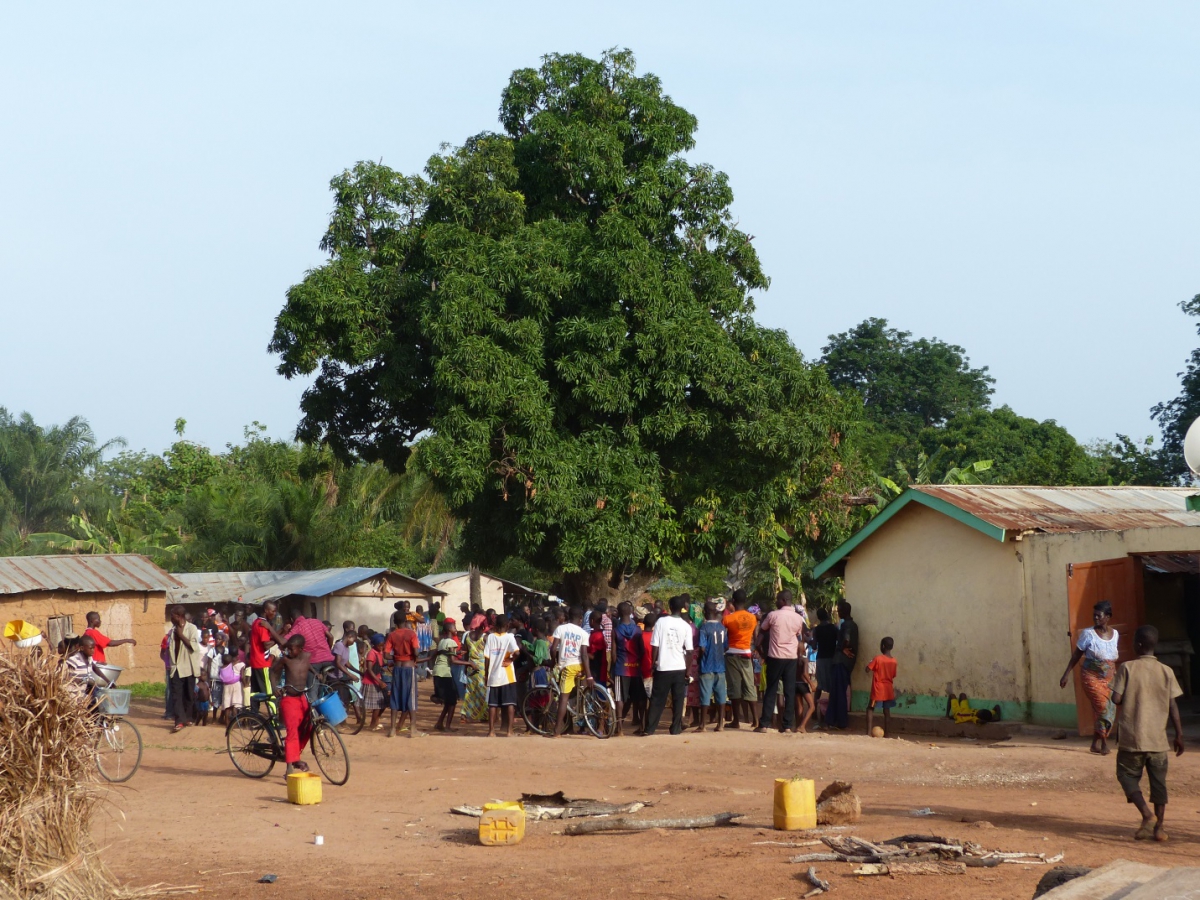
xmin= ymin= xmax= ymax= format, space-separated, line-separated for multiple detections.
xmin=273 ymin=634 xmax=313 ymax=774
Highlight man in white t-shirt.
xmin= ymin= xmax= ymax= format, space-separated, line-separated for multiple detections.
xmin=483 ymin=614 xmax=520 ymax=737
xmin=642 ymin=595 xmax=694 ymax=736
xmin=549 ymin=606 xmax=593 ymax=737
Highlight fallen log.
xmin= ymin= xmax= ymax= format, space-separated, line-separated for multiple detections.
xmin=883 ymin=833 xmax=952 ymax=845
xmin=451 ymin=801 xmax=646 ymax=821
xmin=564 ymin=812 xmax=744 ymax=835
xmin=854 ymin=861 xmax=967 ymax=876
xmin=791 ymin=853 xmax=876 ymax=864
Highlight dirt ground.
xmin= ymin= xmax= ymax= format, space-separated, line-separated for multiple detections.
xmin=95 ymin=699 xmax=1199 ymax=900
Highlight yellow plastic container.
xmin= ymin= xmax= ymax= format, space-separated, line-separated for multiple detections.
xmin=773 ymin=777 xmax=817 ymax=830
xmin=479 ymin=801 xmax=525 ymax=846
xmin=287 ymin=772 xmax=323 ymax=805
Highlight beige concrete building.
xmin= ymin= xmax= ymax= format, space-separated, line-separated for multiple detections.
xmin=418 ymin=571 xmax=546 ymax=613
xmin=170 ymin=568 xmax=444 ymax=636
xmin=814 ymin=486 xmax=1200 ymax=730
xmin=0 ymin=554 xmax=180 ymax=683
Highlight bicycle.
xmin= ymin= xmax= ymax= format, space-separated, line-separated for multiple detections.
xmin=521 ymin=668 xmax=616 ymax=738
xmin=225 ymin=685 xmax=350 ymax=785
xmin=93 ymin=686 xmax=142 ymax=783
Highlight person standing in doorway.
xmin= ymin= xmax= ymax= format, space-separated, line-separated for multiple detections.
xmin=642 ymin=596 xmax=694 ymax=736
xmin=1059 ymin=599 xmax=1120 ymax=755
xmin=167 ymin=605 xmax=203 ymax=732
xmin=826 ymin=601 xmax=858 ymax=729
xmin=756 ymin=590 xmax=805 ymax=733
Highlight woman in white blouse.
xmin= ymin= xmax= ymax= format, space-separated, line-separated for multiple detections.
xmin=1059 ymin=600 xmax=1119 ymax=755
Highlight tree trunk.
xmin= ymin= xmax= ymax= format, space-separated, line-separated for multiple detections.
xmin=468 ymin=564 xmax=482 ymax=608
xmin=559 ymin=568 xmax=658 ymax=607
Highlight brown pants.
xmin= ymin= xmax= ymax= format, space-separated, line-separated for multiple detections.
xmin=1116 ymin=749 xmax=1168 ymax=805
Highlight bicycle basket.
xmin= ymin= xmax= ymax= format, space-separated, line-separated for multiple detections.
xmin=94 ymin=687 xmax=131 ymax=716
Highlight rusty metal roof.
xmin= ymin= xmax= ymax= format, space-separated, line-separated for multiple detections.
xmin=911 ymin=485 xmax=1200 ymax=533
xmin=814 ymin=485 xmax=1200 ymax=579
xmin=0 ymin=554 xmax=182 ymax=595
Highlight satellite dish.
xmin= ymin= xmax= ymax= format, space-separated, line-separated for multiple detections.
xmin=1184 ymin=417 xmax=1200 ymax=476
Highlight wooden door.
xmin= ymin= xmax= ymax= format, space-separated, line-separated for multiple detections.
xmin=1066 ymin=557 xmax=1143 ymax=735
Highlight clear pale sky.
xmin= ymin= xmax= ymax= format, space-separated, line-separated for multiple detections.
xmin=2 ymin=3 xmax=1197 ymax=455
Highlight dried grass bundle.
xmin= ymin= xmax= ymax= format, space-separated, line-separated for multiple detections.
xmin=0 ymin=648 xmax=179 ymax=900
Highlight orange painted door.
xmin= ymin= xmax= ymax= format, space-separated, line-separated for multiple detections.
xmin=1066 ymin=557 xmax=1143 ymax=735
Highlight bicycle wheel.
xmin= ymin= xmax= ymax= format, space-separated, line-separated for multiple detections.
xmin=96 ymin=718 xmax=142 ymax=783
xmin=311 ymin=721 xmax=350 ymax=785
xmin=581 ymin=685 xmax=616 ymax=739
xmin=226 ymin=710 xmax=278 ymax=778
xmin=521 ymin=686 xmax=556 ymax=735
xmin=334 ymin=681 xmax=365 ymax=735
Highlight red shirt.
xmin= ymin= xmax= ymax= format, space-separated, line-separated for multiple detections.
xmin=249 ymin=618 xmax=273 ymax=669
xmin=588 ymin=630 xmax=608 ymax=683
xmin=363 ymin=648 xmax=385 ymax=687
xmin=867 ymin=654 xmax=898 ymax=702
xmin=639 ymin=631 xmax=654 ymax=679
xmin=386 ymin=628 xmax=418 ymax=663
xmin=84 ymin=628 xmax=111 ymax=664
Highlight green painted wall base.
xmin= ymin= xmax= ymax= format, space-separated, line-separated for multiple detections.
xmin=848 ymin=691 xmax=1078 ymax=729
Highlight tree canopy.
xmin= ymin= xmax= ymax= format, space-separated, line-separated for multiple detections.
xmin=270 ymin=50 xmax=858 ymax=601
xmin=820 ymin=318 xmax=994 ymax=472
xmin=1152 ymin=293 xmax=1200 ymax=481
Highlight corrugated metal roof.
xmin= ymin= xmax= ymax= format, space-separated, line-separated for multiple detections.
xmin=0 ymin=554 xmax=181 ymax=595
xmin=170 ymin=567 xmax=445 ymax=607
xmin=911 ymin=485 xmax=1200 ymax=534
xmin=420 ymin=570 xmax=546 ymax=596
xmin=169 ymin=571 xmax=295 ymax=606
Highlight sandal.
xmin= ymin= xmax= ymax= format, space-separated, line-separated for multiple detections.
xmin=1134 ymin=821 xmax=1155 ymax=841
xmin=172 ymin=723 xmax=186 ymax=732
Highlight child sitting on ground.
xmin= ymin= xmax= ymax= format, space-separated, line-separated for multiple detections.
xmin=865 ymin=637 xmax=897 ymax=737
xmin=946 ymin=689 xmax=1002 ymax=724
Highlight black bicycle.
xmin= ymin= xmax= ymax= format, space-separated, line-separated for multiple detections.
xmin=225 ymin=686 xmax=350 ymax=785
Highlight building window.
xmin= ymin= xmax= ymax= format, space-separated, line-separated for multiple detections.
xmin=46 ymin=615 xmax=74 ymax=651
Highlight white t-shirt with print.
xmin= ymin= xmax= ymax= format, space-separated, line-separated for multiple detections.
xmin=651 ymin=615 xmax=694 ymax=672
xmin=552 ymin=623 xmax=587 ymax=667
xmin=484 ymin=632 xmax=519 ymax=687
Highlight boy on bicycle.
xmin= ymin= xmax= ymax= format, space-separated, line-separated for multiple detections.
xmin=273 ymin=634 xmax=313 ymax=774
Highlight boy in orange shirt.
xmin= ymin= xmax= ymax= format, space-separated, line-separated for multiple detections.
xmin=866 ymin=637 xmax=897 ymax=738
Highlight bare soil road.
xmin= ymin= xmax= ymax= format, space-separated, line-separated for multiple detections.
xmin=94 ymin=700 xmax=1200 ymax=900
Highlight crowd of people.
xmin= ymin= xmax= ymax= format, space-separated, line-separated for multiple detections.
xmin=56 ymin=589 xmax=1188 ymax=841
xmin=138 ymin=589 xmax=893 ymax=742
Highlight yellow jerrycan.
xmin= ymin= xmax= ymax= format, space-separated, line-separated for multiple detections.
xmin=773 ymin=777 xmax=817 ymax=830
xmin=479 ymin=801 xmax=526 ymax=846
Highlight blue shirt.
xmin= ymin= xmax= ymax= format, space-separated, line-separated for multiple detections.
xmin=613 ymin=621 xmax=642 ymax=677
xmin=698 ymin=622 xmax=727 ymax=674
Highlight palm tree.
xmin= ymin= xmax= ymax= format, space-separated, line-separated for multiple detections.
xmin=0 ymin=409 xmax=124 ymax=538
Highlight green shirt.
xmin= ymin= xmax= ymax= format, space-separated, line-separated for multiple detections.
xmin=432 ymin=638 xmax=457 ymax=678
xmin=523 ymin=637 xmax=550 ymax=666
